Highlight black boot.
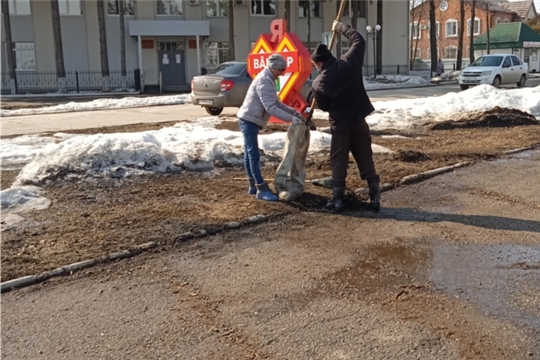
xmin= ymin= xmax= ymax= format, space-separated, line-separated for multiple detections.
xmin=326 ymin=187 xmax=345 ymax=213
xmin=368 ymin=181 xmax=381 ymax=211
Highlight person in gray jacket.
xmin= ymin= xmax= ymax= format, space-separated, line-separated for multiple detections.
xmin=237 ymin=54 xmax=305 ymax=202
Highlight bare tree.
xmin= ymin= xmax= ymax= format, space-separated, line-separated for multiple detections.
xmin=2 ymin=0 xmax=17 ymax=94
xmin=484 ymin=0 xmax=490 ymax=54
xmin=457 ymin=0 xmax=466 ymax=70
xmin=409 ymin=0 xmax=426 ymax=70
xmin=119 ymin=0 xmax=127 ymax=90
xmin=469 ymin=0 xmax=476 ymax=64
xmin=376 ymin=0 xmax=383 ymax=75
xmin=429 ymin=0 xmax=436 ymax=75
xmin=97 ymin=0 xmax=110 ymax=91
xmin=228 ymin=0 xmax=235 ymax=60
xmin=51 ymin=0 xmax=67 ymax=93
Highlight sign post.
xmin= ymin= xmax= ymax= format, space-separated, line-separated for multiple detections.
xmin=247 ymin=19 xmax=312 ymax=123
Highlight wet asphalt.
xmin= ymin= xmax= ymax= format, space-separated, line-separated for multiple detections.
xmin=1 ymin=150 xmax=539 ymax=359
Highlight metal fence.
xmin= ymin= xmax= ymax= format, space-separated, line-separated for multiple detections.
xmin=1 ymin=70 xmax=136 ymax=95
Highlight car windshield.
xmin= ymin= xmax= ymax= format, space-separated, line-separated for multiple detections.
xmin=213 ymin=63 xmax=246 ymax=76
xmin=470 ymin=56 xmax=503 ymax=67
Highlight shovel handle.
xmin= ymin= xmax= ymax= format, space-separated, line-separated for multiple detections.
xmin=306 ymin=0 xmax=348 ymax=126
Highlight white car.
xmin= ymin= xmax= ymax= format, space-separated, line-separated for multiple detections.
xmin=458 ymin=54 xmax=528 ymax=90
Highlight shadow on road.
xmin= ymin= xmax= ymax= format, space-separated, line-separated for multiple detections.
xmin=343 ymin=207 xmax=540 ymax=233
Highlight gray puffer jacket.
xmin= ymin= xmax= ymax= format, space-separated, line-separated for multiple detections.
xmin=237 ymin=67 xmax=297 ymax=128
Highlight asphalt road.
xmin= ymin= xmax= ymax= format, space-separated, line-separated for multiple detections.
xmin=2 ymin=150 xmax=539 ymax=359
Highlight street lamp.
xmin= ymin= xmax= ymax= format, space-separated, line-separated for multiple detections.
xmin=366 ymin=24 xmax=381 ymax=78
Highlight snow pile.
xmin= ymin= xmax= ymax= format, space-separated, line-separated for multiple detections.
xmin=10 ymin=118 xmax=385 ymax=185
xmin=1 ymin=185 xmax=51 ymax=229
xmin=313 ymin=85 xmax=540 ymax=130
xmin=0 ymin=94 xmax=192 ymax=117
xmin=1 ymin=185 xmax=51 ymax=212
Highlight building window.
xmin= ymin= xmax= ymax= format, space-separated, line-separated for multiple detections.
xmin=8 ymin=0 xmax=31 ymax=15
xmin=414 ymin=48 xmax=421 ymax=59
xmin=204 ymin=42 xmax=229 ymax=70
xmin=299 ymin=0 xmax=320 ymax=18
xmin=107 ymin=0 xmax=136 ymax=15
xmin=250 ymin=0 xmax=275 ymax=15
xmin=410 ymin=22 xmax=420 ymax=39
xmin=158 ymin=42 xmax=185 ymax=50
xmin=7 ymin=42 xmax=36 ymax=70
xmin=427 ymin=21 xmax=440 ymax=38
xmin=467 ymin=17 xmax=480 ymax=36
xmin=206 ymin=0 xmax=228 ymax=17
xmin=59 ymin=0 xmax=82 ymax=15
xmin=445 ymin=45 xmax=457 ymax=58
xmin=495 ymin=17 xmax=502 ymax=25
xmin=335 ymin=0 xmax=366 ymax=19
xmin=446 ymin=19 xmax=458 ymax=38
xmin=445 ymin=19 xmax=458 ymax=37
xmin=156 ymin=0 xmax=183 ymax=15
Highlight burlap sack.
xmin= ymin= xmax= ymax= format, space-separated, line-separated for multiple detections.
xmin=274 ymin=123 xmax=310 ymax=201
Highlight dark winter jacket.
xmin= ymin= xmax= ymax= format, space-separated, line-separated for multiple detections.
xmin=311 ymin=24 xmax=375 ymax=134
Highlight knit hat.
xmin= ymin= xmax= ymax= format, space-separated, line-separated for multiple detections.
xmin=311 ymin=44 xmax=333 ymax=63
xmin=267 ymin=54 xmax=287 ymax=70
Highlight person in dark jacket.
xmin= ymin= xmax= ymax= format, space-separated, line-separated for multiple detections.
xmin=311 ymin=20 xmax=380 ymax=212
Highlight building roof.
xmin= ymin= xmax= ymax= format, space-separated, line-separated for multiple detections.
xmin=496 ymin=0 xmax=533 ymax=19
xmin=473 ymin=21 xmax=540 ymax=49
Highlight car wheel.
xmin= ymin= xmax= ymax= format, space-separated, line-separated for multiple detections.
xmin=460 ymin=84 xmax=469 ymax=91
xmin=492 ymin=76 xmax=501 ymax=89
xmin=205 ymin=107 xmax=223 ymax=116
xmin=517 ymin=75 xmax=526 ymax=88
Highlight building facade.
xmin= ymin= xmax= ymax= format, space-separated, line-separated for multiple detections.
xmin=410 ymin=0 xmax=538 ymax=71
xmin=2 ymin=0 xmax=409 ymax=94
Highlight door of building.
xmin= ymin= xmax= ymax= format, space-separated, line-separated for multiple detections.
xmin=158 ymin=42 xmax=186 ymax=91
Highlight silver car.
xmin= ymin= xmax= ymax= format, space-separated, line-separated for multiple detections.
xmin=191 ymin=61 xmax=313 ymax=116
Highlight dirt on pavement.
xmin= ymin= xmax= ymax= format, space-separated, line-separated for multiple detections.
xmin=1 ymin=112 xmax=540 ymax=282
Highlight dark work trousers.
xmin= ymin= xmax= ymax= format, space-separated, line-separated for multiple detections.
xmin=330 ymin=120 xmax=379 ymax=188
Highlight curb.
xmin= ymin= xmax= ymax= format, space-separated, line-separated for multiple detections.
xmin=504 ymin=143 xmax=540 ymax=155
xmin=354 ymin=143 xmax=540 ymax=195
xmin=0 ymin=215 xmax=269 ymax=293
xmin=355 ymin=162 xmax=470 ymax=195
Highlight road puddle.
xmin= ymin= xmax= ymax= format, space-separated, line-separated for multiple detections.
xmin=430 ymin=243 xmax=540 ymax=331
xmin=324 ymin=242 xmax=540 ymax=331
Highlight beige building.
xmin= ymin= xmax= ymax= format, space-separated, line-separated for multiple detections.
xmin=2 ymin=0 xmax=410 ymax=93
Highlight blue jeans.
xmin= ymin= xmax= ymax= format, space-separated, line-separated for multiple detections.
xmin=239 ymin=119 xmax=264 ymax=185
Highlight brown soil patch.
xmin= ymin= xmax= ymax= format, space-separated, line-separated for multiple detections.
xmin=1 ymin=120 xmax=540 ymax=282
xmin=431 ymin=106 xmax=539 ymax=130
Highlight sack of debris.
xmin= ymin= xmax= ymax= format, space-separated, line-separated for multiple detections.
xmin=274 ymin=123 xmax=310 ymax=201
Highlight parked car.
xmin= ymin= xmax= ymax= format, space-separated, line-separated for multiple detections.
xmin=458 ymin=54 xmax=528 ymax=91
xmin=191 ymin=61 xmax=314 ymax=116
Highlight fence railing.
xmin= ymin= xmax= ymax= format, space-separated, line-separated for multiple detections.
xmin=412 ymin=59 xmax=470 ymax=73
xmin=1 ymin=69 xmax=137 ymax=95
